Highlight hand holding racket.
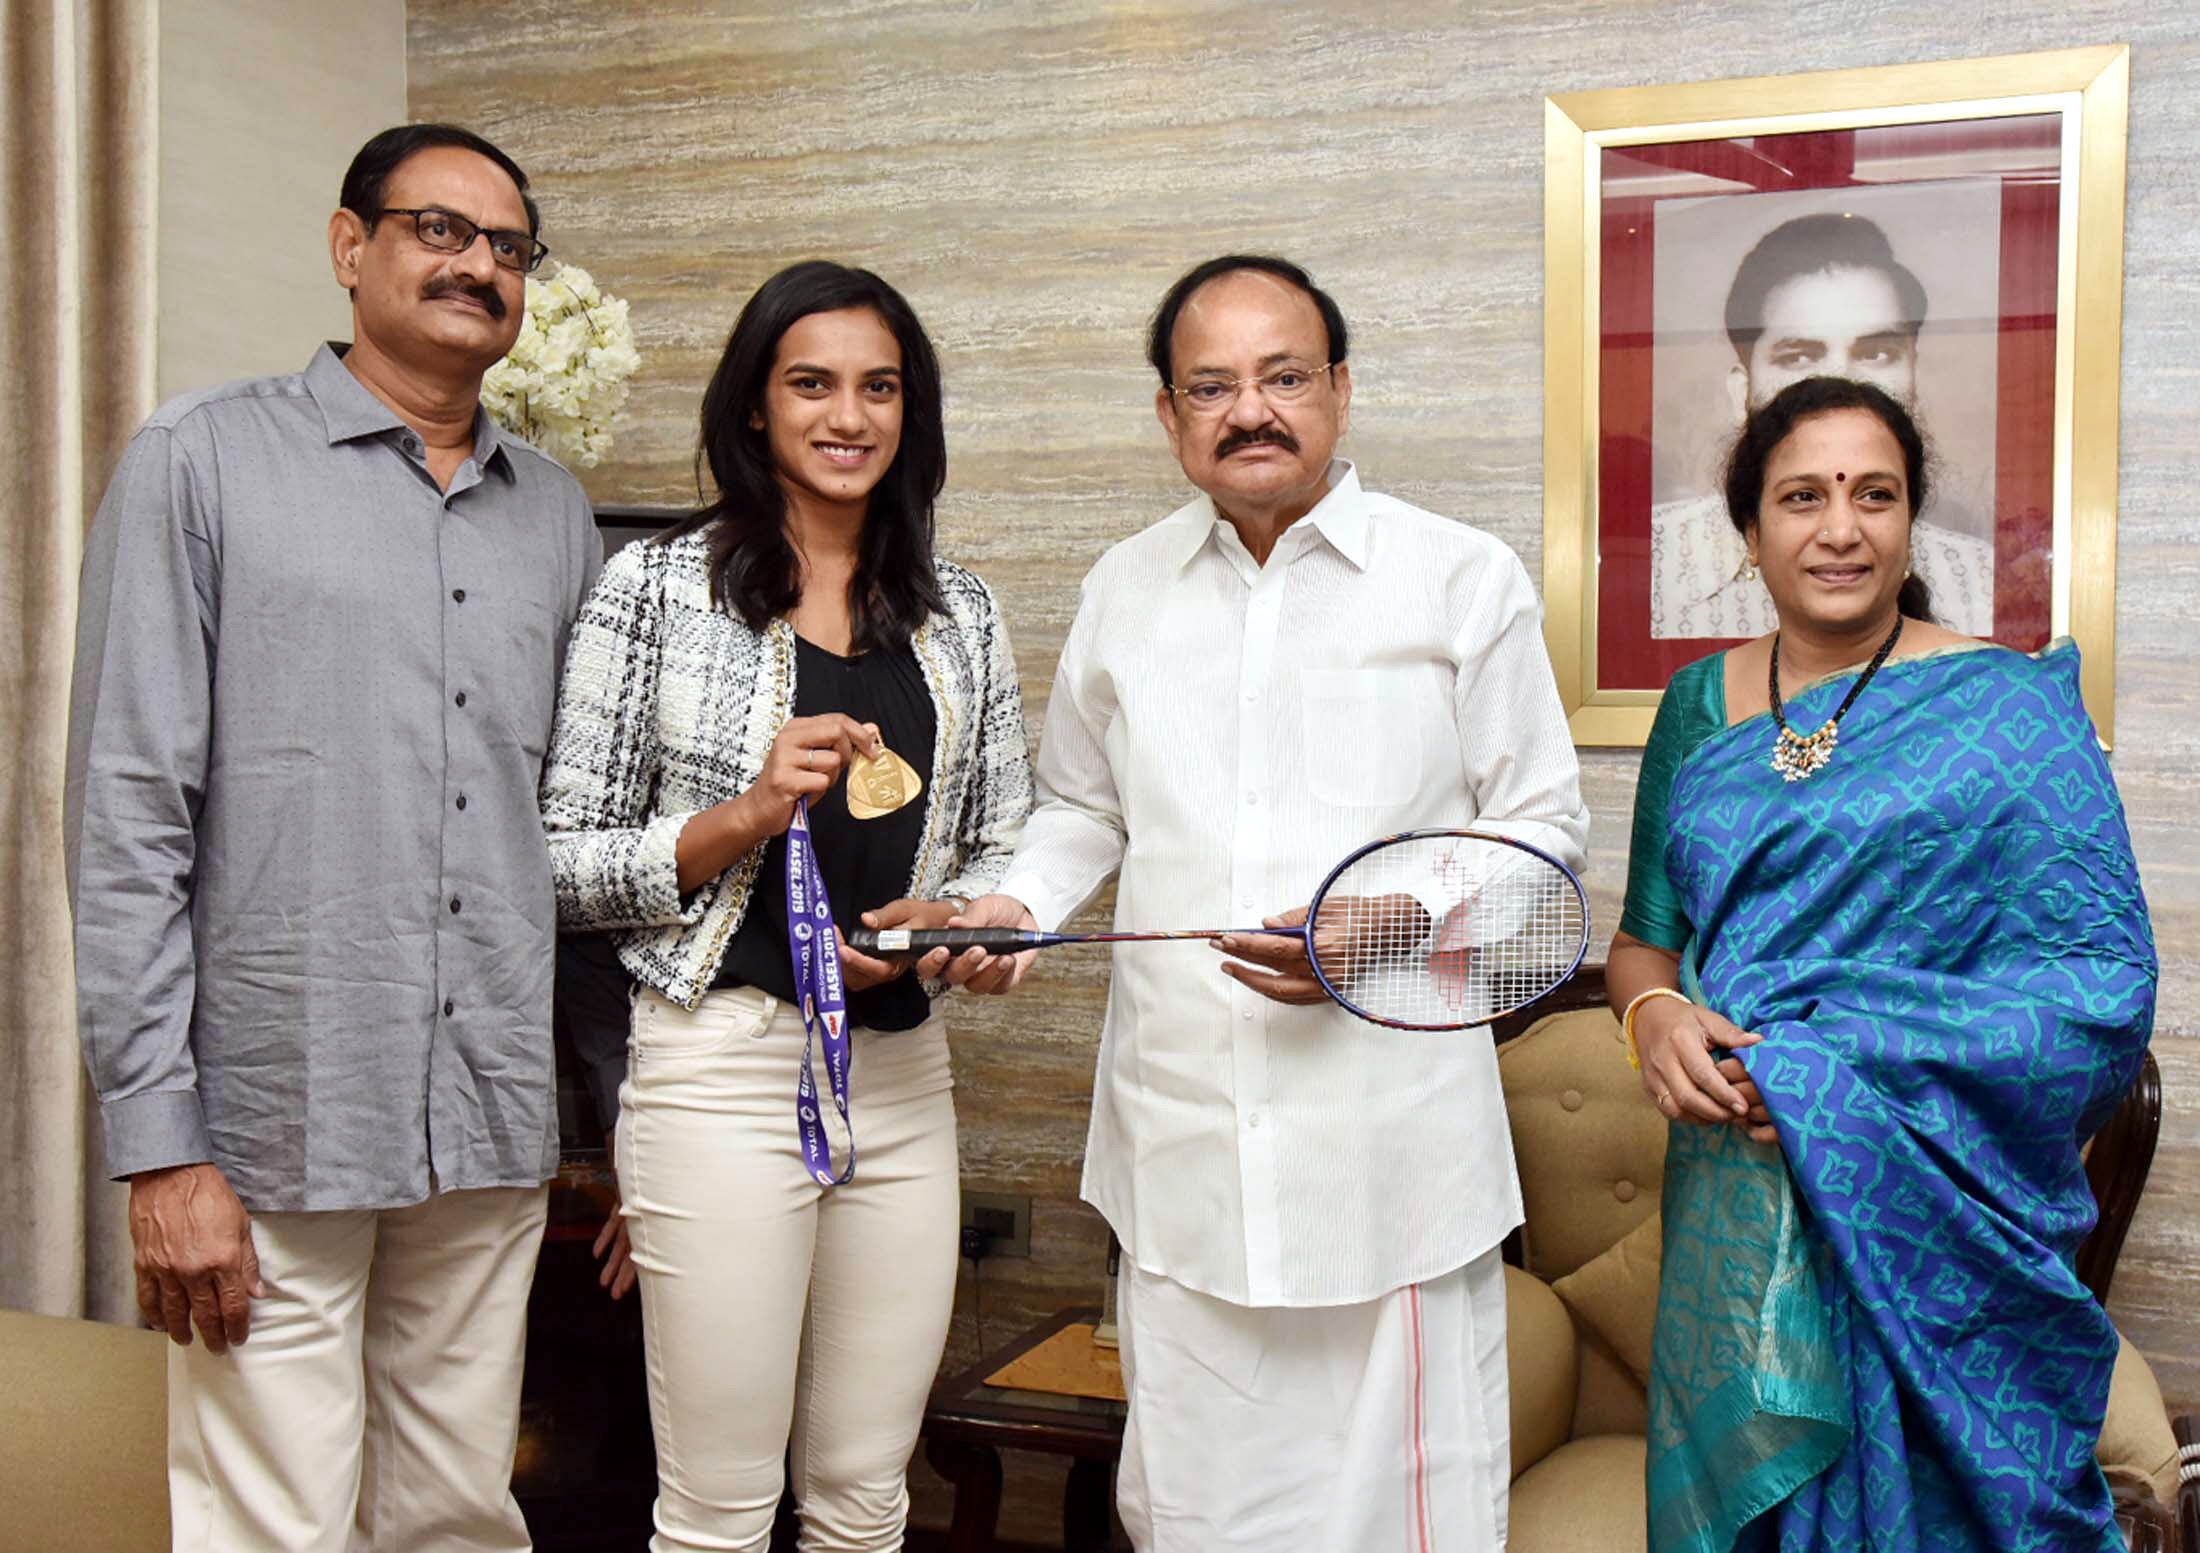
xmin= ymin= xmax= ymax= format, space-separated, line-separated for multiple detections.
xmin=839 ymin=896 xmax=965 ymax=991
xmin=850 ymin=830 xmax=1589 ymax=1030
xmin=926 ymin=895 xmax=1041 ymax=994
xmin=1215 ymin=892 xmax=1439 ymax=1006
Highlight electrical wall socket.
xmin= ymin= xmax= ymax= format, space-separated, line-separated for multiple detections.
xmin=959 ymin=1190 xmax=1032 ymax=1258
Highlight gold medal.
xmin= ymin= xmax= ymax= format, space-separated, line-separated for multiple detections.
xmin=846 ymin=744 xmax=922 ymax=819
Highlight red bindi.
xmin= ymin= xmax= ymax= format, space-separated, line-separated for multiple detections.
xmin=1835 ymin=471 xmax=1846 ymax=483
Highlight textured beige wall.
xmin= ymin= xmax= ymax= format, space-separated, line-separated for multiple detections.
xmin=159 ymin=0 xmax=407 ymax=400
xmin=408 ymin=0 xmax=2200 ymax=1533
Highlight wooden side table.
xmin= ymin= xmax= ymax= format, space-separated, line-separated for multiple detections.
xmin=921 ymin=1307 xmax=1127 ymax=1553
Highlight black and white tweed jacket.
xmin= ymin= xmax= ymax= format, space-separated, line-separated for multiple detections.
xmin=539 ymin=529 xmax=1034 ymax=1009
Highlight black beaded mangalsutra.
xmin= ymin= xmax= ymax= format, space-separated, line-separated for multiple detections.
xmin=1767 ymin=616 xmax=1904 ymax=781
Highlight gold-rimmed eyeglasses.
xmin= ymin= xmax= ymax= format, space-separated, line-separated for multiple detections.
xmin=1168 ymin=361 xmax=1335 ymax=417
xmin=381 ymin=206 xmax=550 ymax=274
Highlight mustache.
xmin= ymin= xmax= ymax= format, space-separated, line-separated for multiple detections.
xmin=422 ymin=274 xmax=508 ymax=319
xmin=1214 ymin=426 xmax=1299 ymax=458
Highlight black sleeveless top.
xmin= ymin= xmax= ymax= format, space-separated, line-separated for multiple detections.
xmin=712 ymin=634 xmax=938 ymax=1031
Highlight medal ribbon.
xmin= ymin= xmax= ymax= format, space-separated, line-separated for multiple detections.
xmin=785 ymin=798 xmax=855 ymax=1187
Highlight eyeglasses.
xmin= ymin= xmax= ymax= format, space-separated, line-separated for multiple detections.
xmin=380 ymin=206 xmax=550 ymax=274
xmin=1168 ymin=361 xmax=1335 ymax=416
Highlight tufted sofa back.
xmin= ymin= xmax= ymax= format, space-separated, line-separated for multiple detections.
xmin=1496 ymin=990 xmax=1672 ymax=1441
xmin=1498 ymin=1002 xmax=1666 ymax=1282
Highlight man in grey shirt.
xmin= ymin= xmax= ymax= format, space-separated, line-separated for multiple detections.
xmin=64 ymin=123 xmax=601 ymax=1552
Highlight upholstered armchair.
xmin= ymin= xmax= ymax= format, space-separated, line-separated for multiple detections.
xmin=1495 ymin=967 xmax=2193 ymax=1553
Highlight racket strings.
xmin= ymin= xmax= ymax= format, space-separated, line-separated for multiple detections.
xmin=1307 ymin=835 xmax=1587 ymax=1027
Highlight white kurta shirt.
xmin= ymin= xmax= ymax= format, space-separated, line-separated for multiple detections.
xmin=998 ymin=463 xmax=1589 ymax=1308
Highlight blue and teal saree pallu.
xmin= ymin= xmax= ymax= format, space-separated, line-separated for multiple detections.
xmin=1646 ymin=642 xmax=2157 ymax=1553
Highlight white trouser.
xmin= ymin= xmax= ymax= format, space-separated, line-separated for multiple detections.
xmin=167 ymin=1183 xmax=549 ymax=1553
xmin=1115 ymin=1247 xmax=1510 ymax=1553
xmin=617 ymin=986 xmax=960 ymax=1553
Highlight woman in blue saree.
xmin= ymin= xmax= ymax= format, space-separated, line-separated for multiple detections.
xmin=1607 ymin=375 xmax=2157 ymax=1552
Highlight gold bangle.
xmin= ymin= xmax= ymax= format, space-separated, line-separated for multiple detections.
xmin=1620 ymin=986 xmax=1691 ymax=1072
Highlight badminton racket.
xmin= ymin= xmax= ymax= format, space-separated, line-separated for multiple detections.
xmin=847 ymin=828 xmax=1588 ymax=1030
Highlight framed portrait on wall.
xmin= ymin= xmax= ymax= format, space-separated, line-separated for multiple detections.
xmin=1542 ymin=45 xmax=2129 ymax=745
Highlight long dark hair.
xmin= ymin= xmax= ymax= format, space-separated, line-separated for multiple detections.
xmin=1722 ymin=375 xmax=1935 ymax=624
xmin=661 ymin=261 xmax=948 ymax=653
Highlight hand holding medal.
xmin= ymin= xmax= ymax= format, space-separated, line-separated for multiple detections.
xmin=742 ymin=713 xmax=884 ymax=834
xmin=742 ymin=712 xmax=926 ymax=831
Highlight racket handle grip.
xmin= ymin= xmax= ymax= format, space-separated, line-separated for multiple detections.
xmin=846 ymin=927 xmax=1042 ymax=957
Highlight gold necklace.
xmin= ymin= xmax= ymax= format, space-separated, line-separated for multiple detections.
xmin=1766 ymin=617 xmax=1904 ymax=782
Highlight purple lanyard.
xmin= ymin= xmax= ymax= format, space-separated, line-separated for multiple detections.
xmin=785 ymin=799 xmax=855 ymax=1187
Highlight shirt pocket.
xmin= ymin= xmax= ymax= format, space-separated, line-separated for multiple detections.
xmin=488 ymin=595 xmax=561 ymax=761
xmin=1300 ymin=667 xmax=1422 ymax=807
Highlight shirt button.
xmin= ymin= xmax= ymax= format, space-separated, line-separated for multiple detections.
xmin=1244 ymin=792 xmax=1258 ymax=806
xmin=452 ymin=588 xmax=466 ymax=603
xmin=403 ymin=436 xmax=420 ymax=453
xmin=1243 ymin=689 xmax=1257 ymax=703
xmin=1613 ymin=1179 xmax=1638 ymax=1204
xmin=455 ymin=794 xmax=468 ymax=811
xmin=1247 ymin=1112 xmax=1263 ymax=1129
xmin=454 ymin=691 xmax=467 ymax=708
xmin=443 ymin=999 xmax=455 ymax=1017
xmin=1241 ymin=1007 xmax=1254 ymax=1022
xmin=449 ymin=896 xmax=462 ymax=914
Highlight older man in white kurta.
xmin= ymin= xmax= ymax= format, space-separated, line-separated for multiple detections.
xmin=959 ymin=256 xmax=1588 ymax=1551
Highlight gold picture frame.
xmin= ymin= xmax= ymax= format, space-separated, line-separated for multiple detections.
xmin=1543 ymin=45 xmax=2129 ymax=746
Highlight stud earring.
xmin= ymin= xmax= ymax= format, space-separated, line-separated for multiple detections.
xmin=1743 ymin=554 xmax=1759 ymax=583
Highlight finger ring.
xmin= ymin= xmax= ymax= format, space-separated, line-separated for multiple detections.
xmin=804 ymin=748 xmax=817 ymax=768
xmin=1658 ymin=1090 xmax=1673 ymax=1109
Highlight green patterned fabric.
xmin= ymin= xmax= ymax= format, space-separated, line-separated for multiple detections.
xmin=1649 ymin=959 xmax=1849 ymax=1552
xmin=1618 ymin=653 xmax=1724 ymax=953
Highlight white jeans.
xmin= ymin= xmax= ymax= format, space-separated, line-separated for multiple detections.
xmin=167 ymin=1184 xmax=548 ymax=1553
xmin=618 ymin=986 xmax=960 ymax=1553
xmin=1115 ymin=1247 xmax=1510 ymax=1553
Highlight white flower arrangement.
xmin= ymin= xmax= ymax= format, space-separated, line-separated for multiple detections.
xmin=481 ymin=263 xmax=641 ymax=469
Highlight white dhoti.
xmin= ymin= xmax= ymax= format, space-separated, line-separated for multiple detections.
xmin=1115 ymin=1245 xmax=1509 ymax=1553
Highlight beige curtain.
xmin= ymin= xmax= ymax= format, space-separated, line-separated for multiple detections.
xmin=2 ymin=0 xmax=158 ymax=1323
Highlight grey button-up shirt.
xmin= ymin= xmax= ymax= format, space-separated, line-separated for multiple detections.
xmin=65 ymin=344 xmax=603 ymax=1211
